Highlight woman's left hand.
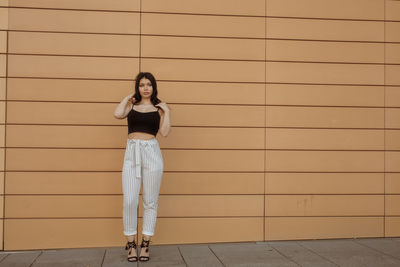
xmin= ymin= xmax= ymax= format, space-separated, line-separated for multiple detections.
xmin=155 ymin=102 xmax=170 ymax=113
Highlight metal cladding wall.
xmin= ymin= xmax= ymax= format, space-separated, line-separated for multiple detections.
xmin=0 ymin=0 xmax=399 ymax=250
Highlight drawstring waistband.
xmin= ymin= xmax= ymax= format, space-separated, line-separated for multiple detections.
xmin=126 ymin=138 xmax=158 ymax=179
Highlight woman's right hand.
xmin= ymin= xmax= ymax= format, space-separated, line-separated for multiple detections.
xmin=127 ymin=93 xmax=135 ymax=104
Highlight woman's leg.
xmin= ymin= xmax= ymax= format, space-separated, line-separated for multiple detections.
xmin=138 ymin=139 xmax=163 ymax=260
xmin=122 ymin=141 xmax=141 ymax=237
xmin=141 ymin=140 xmax=164 ymax=237
xmin=139 ymin=139 xmax=164 ymax=260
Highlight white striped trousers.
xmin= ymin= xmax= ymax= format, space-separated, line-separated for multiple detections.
xmin=121 ymin=137 xmax=164 ymax=236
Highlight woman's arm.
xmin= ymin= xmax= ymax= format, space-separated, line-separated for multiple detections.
xmin=158 ymin=103 xmax=171 ymax=137
xmin=114 ymin=94 xmax=134 ymax=119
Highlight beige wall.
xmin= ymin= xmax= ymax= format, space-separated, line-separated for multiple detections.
xmin=0 ymin=0 xmax=398 ymax=250
xmin=0 ymin=0 xmax=8 ymax=252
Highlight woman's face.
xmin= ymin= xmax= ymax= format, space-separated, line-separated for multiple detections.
xmin=139 ymin=77 xmax=153 ymax=98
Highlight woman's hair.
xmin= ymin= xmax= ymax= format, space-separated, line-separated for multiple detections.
xmin=133 ymin=72 xmax=162 ymax=106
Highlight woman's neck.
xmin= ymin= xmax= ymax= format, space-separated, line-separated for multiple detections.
xmin=138 ymin=98 xmax=152 ymax=105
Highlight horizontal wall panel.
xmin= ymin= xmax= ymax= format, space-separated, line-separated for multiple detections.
xmin=6 ymin=149 xmax=265 ymax=172
xmin=0 ymin=101 xmax=4 ymax=123
xmin=266 ymin=173 xmax=384 ymax=194
xmin=0 ymin=78 xmax=5 ymax=100
xmin=0 ymin=54 xmax=6 ymax=76
xmin=0 ymin=172 xmax=3 ymax=195
xmin=0 ymin=8 xmax=7 ymax=29
xmin=386 ymin=152 xmax=400 ymax=172
xmin=9 ymin=0 xmax=140 ymax=11
xmin=266 ymin=128 xmax=384 ymax=150
xmin=142 ymin=35 xmax=265 ymax=60
xmin=265 ymin=217 xmax=383 ymax=240
xmin=6 ymin=78 xmax=265 ymax=104
xmin=386 ymin=22 xmax=400 ymax=42
xmin=8 ymin=32 xmax=140 ymax=57
xmin=141 ymin=217 xmax=264 ymax=245
xmin=386 ymin=0 xmax=400 ymax=20
xmin=0 ymin=117 xmax=4 ymax=142
xmin=266 ymin=62 xmax=384 ymax=85
xmin=6 ymin=172 xmax=122 ymax=194
xmin=158 ymin=127 xmax=264 ymax=149
xmin=8 ymin=55 xmax=139 ymax=79
xmin=169 ymin=104 xmax=264 ymax=127
xmin=266 ymin=195 xmax=383 ymax=216
xmin=0 ymin=220 xmax=2 ymax=250
xmin=386 ymin=130 xmax=400 ymax=150
xmin=386 ymin=65 xmax=400 ymax=86
xmin=386 ymin=87 xmax=400 ymax=107
xmin=7 ymin=102 xmax=265 ymax=127
xmin=8 ymin=8 xmax=140 ymax=34
xmin=7 ymin=102 xmax=123 ymax=125
xmin=266 ymin=18 xmax=384 ymax=42
xmin=141 ymin=195 xmax=264 ymax=217
xmin=265 ymin=151 xmax=384 ymax=172
xmin=386 ymin=108 xmax=400 ymax=128
xmin=4 ymin=217 xmax=263 ymax=249
xmin=0 ymin=148 xmax=3 ymax=171
xmin=141 ymin=13 xmax=265 ymax=38
xmin=386 ymin=174 xmax=400 ymax=194
xmin=0 ymin=30 xmax=6 ymax=53
xmin=4 ymin=218 xmax=124 ymax=250
xmin=134 ymin=149 xmax=261 ymax=172
xmin=142 ymin=0 xmax=265 ymax=16
xmin=386 ymin=44 xmax=400 ymax=64
xmin=266 ymin=40 xmax=384 ymax=63
xmin=142 ymin=58 xmax=265 ymax=83
xmin=6 ymin=125 xmax=265 ymax=149
xmin=0 ymin=148 xmax=5 ymax=171
xmin=266 ymin=106 xmax=384 ymax=128
xmin=385 ymin=217 xmax=400 ymax=237
xmin=5 ymin=172 xmax=264 ymax=195
xmin=266 ymin=0 xmax=384 ymax=20
xmin=0 ymin=125 xmax=4 ymax=147
xmin=6 ymin=148 xmax=125 ymax=171
xmin=386 ymin=195 xmax=400 ymax=216
xmin=6 ymin=195 xmax=263 ymax=217
xmin=159 ymin=173 xmax=264 ymax=195
xmin=6 ymin=195 xmax=121 ymax=218
xmin=157 ymin=81 xmax=265 ymax=105
xmin=7 ymin=78 xmax=133 ymax=102
xmin=6 ymin=125 xmax=128 ymax=148
xmin=0 ymin=197 xmax=3 ymax=216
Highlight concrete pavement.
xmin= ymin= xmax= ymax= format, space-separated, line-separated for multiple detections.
xmin=0 ymin=237 xmax=399 ymax=266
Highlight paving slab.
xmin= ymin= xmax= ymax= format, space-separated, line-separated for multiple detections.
xmin=266 ymin=241 xmax=338 ymax=267
xmin=209 ymin=242 xmax=298 ymax=266
xmin=31 ymin=247 xmax=105 ymax=267
xmin=298 ymin=239 xmax=400 ymax=267
xmin=0 ymin=253 xmax=10 ymax=263
xmin=103 ymin=247 xmax=138 ymax=267
xmin=0 ymin=251 xmax=41 ymax=267
xmin=179 ymin=244 xmax=223 ymax=267
xmin=353 ymin=238 xmax=400 ymax=261
xmin=134 ymin=245 xmax=186 ymax=266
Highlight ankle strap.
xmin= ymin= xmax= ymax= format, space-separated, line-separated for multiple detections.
xmin=141 ymin=238 xmax=151 ymax=247
xmin=126 ymin=240 xmax=137 ymax=249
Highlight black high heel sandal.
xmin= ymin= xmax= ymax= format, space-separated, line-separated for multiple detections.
xmin=139 ymin=237 xmax=151 ymax=262
xmin=125 ymin=240 xmax=138 ymax=262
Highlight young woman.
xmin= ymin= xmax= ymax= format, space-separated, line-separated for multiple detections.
xmin=113 ymin=72 xmax=171 ymax=262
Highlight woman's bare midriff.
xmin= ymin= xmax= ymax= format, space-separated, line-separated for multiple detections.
xmin=128 ymin=131 xmax=156 ymax=140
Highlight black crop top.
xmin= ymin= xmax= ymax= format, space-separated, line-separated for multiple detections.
xmin=127 ymin=104 xmax=161 ymax=136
